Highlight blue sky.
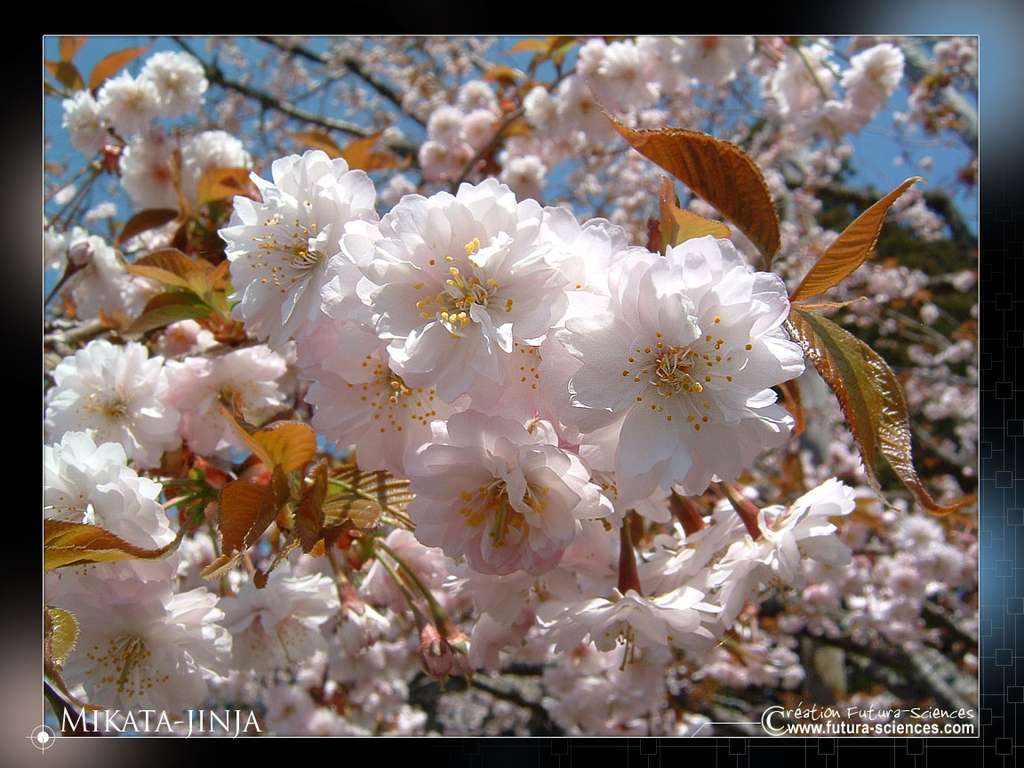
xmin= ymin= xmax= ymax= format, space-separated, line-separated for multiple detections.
xmin=44 ymin=36 xmax=978 ymax=240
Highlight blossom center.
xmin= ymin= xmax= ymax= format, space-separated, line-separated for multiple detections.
xmin=416 ymin=239 xmax=507 ymax=335
xmin=218 ymin=385 xmax=243 ymax=412
xmin=84 ymin=633 xmax=166 ymax=698
xmin=619 ymin=324 xmax=744 ymax=431
xmin=125 ymin=92 xmax=146 ymax=111
xmin=351 ymin=354 xmax=438 ymax=433
xmin=652 ymin=346 xmax=704 ymax=396
xmin=252 ymin=218 xmax=325 ymax=292
xmin=458 ymin=479 xmax=545 ymax=547
xmin=286 ymin=242 xmax=324 ymax=273
xmin=84 ymin=392 xmax=129 ymax=420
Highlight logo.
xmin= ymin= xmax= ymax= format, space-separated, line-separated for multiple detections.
xmin=27 ymin=725 xmax=57 ymax=752
xmin=761 ymin=705 xmax=788 ymax=736
xmin=759 ymin=703 xmax=978 ymax=737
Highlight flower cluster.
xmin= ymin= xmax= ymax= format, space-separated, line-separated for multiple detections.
xmin=43 ymin=35 xmax=977 ymax=736
xmin=63 ymin=51 xmax=208 ymax=155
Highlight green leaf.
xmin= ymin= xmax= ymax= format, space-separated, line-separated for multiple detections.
xmin=254 ymin=422 xmax=318 ymax=473
xmin=287 ymin=130 xmax=342 ymax=158
xmin=339 ymin=132 xmax=405 ymax=171
xmin=44 ymin=519 xmax=177 ymax=570
xmin=508 ymin=38 xmax=551 ymax=54
xmin=196 ymin=167 xmax=257 ymax=205
xmin=125 ymin=249 xmax=219 ymax=307
xmin=59 ymin=37 xmax=88 ymax=62
xmin=123 ymin=293 xmax=212 ymax=335
xmin=44 ymin=607 xmax=79 ymax=666
xmin=135 ymin=248 xmax=212 ymax=274
xmin=483 ymin=65 xmax=527 ymax=85
xmin=219 ymin=406 xmax=316 ymax=472
xmin=202 ymin=467 xmax=290 ymax=578
xmin=658 ymin=176 xmax=730 ymax=250
xmin=325 ymin=464 xmax=413 ymax=531
xmin=89 ymin=45 xmax=149 ymax=91
xmin=295 ymin=462 xmax=328 ymax=553
xmin=787 ymin=307 xmax=974 ymax=515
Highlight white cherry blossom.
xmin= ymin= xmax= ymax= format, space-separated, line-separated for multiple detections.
xmin=557 ymin=236 xmax=804 ymax=500
xmin=353 ymin=179 xmax=573 ymax=405
xmin=537 ymin=586 xmax=720 ymax=655
xmin=140 ymin=51 xmax=209 ymax=117
xmin=58 ymin=580 xmax=231 ymax=716
xmin=222 ymin=564 xmax=338 ymax=675
xmin=61 ymin=90 xmax=108 ymax=155
xmin=45 ymin=340 xmax=181 ymax=469
xmin=406 ymin=410 xmax=613 ymax=575
xmin=164 ymin=345 xmax=288 ymax=459
xmin=676 ymin=36 xmax=754 ymax=86
xmin=97 ymin=71 xmax=160 ymax=137
xmin=220 ymin=149 xmax=378 ymax=350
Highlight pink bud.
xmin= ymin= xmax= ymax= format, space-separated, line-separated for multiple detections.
xmin=67 ymin=240 xmax=94 ymax=268
xmin=418 ymin=623 xmax=454 ymax=678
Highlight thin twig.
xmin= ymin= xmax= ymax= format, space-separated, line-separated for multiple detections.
xmin=256 ymin=36 xmax=425 ymax=129
xmin=171 ymin=37 xmax=417 ymax=159
xmin=43 ymin=318 xmax=109 ymax=349
xmin=450 ymin=106 xmax=524 ymax=190
xmin=792 ymin=42 xmax=831 ymax=102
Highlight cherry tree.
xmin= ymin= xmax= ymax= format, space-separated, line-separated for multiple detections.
xmin=43 ymin=35 xmax=978 ymax=736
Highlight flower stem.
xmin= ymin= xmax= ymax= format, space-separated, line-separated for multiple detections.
xmin=372 ymin=548 xmax=429 ymax=629
xmin=374 ymin=538 xmax=450 ymax=630
xmin=719 ymin=482 xmax=762 ymax=540
xmin=617 ymin=514 xmax=643 ymax=595
xmin=669 ymin=492 xmax=706 ymax=536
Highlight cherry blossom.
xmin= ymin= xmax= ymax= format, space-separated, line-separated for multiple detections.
xmin=220 ymin=149 xmax=378 ymax=349
xmin=353 ymin=179 xmax=574 ymax=405
xmin=557 ymin=236 xmax=804 ymax=500
xmin=45 ymin=339 xmax=181 ymax=469
xmin=407 ymin=411 xmax=614 ymax=575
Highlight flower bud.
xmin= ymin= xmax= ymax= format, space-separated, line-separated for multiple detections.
xmin=67 ymin=239 xmax=95 ymax=268
xmin=418 ymin=623 xmax=454 ymax=678
xmin=670 ymin=492 xmax=707 ymax=536
xmin=102 ymin=142 xmax=122 ymax=174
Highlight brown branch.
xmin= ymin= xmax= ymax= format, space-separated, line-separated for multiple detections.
xmin=256 ymin=36 xmax=425 ymax=129
xmin=802 ymin=632 xmax=975 ymax=712
xmin=44 ymin=318 xmax=110 ymax=357
xmin=450 ymin=106 xmax=524 ymax=190
xmin=171 ymin=37 xmax=417 ymax=160
xmin=922 ymin=599 xmax=978 ymax=648
xmin=899 ymin=39 xmax=978 ymax=149
xmin=44 ymin=683 xmax=100 ymax=736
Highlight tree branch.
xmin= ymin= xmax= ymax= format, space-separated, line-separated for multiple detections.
xmin=802 ymin=632 xmax=975 ymax=713
xmin=450 ymin=107 xmax=524 ymax=190
xmin=899 ymin=39 xmax=978 ymax=150
xmin=409 ymin=670 xmax=563 ymax=735
xmin=44 ymin=318 xmax=110 ymax=357
xmin=256 ymin=36 xmax=425 ymax=129
xmin=922 ymin=599 xmax=978 ymax=648
xmin=171 ymin=37 xmax=417 ymax=160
